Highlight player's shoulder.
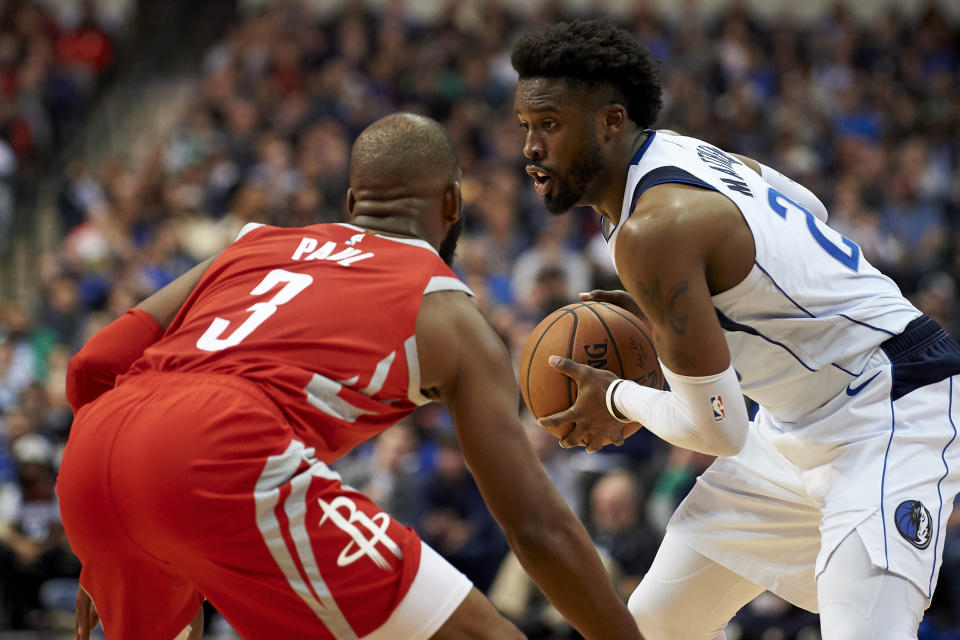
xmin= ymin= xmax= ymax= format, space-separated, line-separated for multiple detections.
xmin=645 ymin=129 xmax=743 ymax=169
xmin=619 ymin=183 xmax=740 ymax=268
xmin=416 ymin=289 xmax=495 ymax=362
xmin=234 ymin=221 xmax=269 ymax=241
xmin=629 ymin=182 xmax=720 ymax=232
xmin=417 ymin=288 xmax=480 ymax=330
xmin=414 ymin=288 xmax=494 ymax=390
xmin=630 ymin=129 xmax=745 ymax=229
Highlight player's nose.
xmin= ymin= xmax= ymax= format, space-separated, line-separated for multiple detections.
xmin=522 ymin=131 xmax=544 ymax=160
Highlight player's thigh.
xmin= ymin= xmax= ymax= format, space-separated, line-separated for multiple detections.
xmin=817 ymin=530 xmax=927 ymax=640
xmin=186 ymin=444 xmax=475 ymax=639
xmin=667 ymin=423 xmax=823 ymax=611
xmin=75 ymin=558 xmax=203 ymax=640
xmin=59 ymin=396 xmax=204 ymax=640
xmin=430 ymin=588 xmax=524 ymax=640
xmin=628 ymin=533 xmax=764 ymax=640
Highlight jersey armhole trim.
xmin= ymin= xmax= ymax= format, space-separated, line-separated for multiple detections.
xmin=607 ymin=166 xmax=721 ymax=244
xmin=403 ymin=335 xmax=431 ymax=406
xmin=235 ymin=222 xmax=266 ymax=241
xmin=629 ymin=166 xmax=719 ymax=213
xmin=423 ymin=276 xmax=474 ymax=296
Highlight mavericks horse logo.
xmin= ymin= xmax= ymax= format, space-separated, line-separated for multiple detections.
xmin=894 ymin=500 xmax=932 ymax=550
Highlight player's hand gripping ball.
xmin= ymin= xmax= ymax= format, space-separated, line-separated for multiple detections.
xmin=519 ymin=301 xmax=663 ymax=440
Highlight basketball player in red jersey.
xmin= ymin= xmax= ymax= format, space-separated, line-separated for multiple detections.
xmin=57 ymin=113 xmax=641 ymax=640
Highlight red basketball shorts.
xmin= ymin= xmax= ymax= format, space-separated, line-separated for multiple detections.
xmin=57 ymin=372 xmax=472 ymax=639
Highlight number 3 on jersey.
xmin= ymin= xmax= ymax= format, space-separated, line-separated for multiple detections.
xmin=767 ymin=187 xmax=861 ymax=272
xmin=197 ymin=269 xmax=313 ymax=352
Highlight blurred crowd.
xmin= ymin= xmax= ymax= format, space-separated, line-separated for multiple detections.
xmin=1 ymin=0 xmax=960 ymax=637
xmin=0 ymin=0 xmax=124 ymax=255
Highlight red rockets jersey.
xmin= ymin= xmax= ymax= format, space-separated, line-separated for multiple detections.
xmin=123 ymin=222 xmax=473 ymax=462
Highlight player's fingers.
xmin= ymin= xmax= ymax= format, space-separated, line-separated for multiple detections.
xmin=579 ymin=289 xmax=620 ymax=302
xmin=547 ymin=355 xmax=588 ymax=380
xmin=585 ymin=439 xmax=605 ymax=453
xmin=559 ymin=423 xmax=589 ymax=449
xmin=580 ymin=289 xmax=632 ymax=305
xmin=538 ymin=407 xmax=577 ymax=431
xmin=586 ymin=429 xmax=627 ymax=452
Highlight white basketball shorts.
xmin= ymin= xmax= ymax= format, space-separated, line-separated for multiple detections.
xmin=667 ymin=315 xmax=960 ymax=612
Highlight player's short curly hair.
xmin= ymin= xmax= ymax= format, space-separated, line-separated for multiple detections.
xmin=511 ymin=19 xmax=663 ymax=129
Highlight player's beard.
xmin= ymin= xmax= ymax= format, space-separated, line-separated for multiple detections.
xmin=439 ymin=215 xmax=463 ymax=266
xmin=543 ymin=134 xmax=605 ymax=215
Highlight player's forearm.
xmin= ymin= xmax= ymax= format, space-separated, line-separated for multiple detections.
xmin=65 ymin=309 xmax=164 ymax=411
xmin=506 ymin=510 xmax=642 ymax=640
xmin=66 ymin=258 xmax=215 ymax=411
xmin=611 ymin=361 xmax=748 ymax=456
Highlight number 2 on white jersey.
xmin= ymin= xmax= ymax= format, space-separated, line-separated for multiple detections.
xmin=767 ymin=187 xmax=861 ymax=272
xmin=196 ymin=269 xmax=313 ymax=352
xmin=767 ymin=187 xmax=860 ymax=273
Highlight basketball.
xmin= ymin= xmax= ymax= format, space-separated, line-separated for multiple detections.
xmin=519 ymin=301 xmax=663 ymax=439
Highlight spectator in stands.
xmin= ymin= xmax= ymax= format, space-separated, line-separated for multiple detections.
xmin=336 ymin=421 xmax=425 ymax=527
xmin=419 ymin=432 xmax=508 ymax=593
xmin=0 ymin=434 xmax=78 ymax=630
xmin=587 ymin=471 xmax=659 ymax=599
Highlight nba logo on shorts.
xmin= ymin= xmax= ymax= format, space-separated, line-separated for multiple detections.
xmin=710 ymin=395 xmax=725 ymax=421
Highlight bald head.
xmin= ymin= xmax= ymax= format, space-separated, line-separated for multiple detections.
xmin=348 ymin=113 xmax=464 ymax=265
xmin=350 ymin=113 xmax=459 ymax=194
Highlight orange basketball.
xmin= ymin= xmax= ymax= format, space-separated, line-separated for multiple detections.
xmin=519 ymin=301 xmax=663 ymax=439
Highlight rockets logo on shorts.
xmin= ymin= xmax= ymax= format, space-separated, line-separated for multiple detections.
xmin=317 ymin=496 xmax=403 ymax=569
xmin=710 ymin=395 xmax=726 ymax=421
xmin=894 ymin=500 xmax=932 ymax=550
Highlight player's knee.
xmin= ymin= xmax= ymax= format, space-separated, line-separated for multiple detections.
xmin=817 ymin=532 xmax=925 ymax=640
xmin=430 ymin=587 xmax=523 ymax=640
xmin=818 ymin=585 xmax=924 ymax=640
xmin=629 ymin=580 xmax=729 ymax=640
xmin=817 ymin=611 xmax=870 ymax=640
xmin=818 ymin=603 xmax=912 ymax=640
xmin=628 ymin=582 xmax=671 ymax=640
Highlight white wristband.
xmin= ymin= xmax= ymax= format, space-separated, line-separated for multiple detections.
xmin=605 ymin=379 xmax=632 ymax=423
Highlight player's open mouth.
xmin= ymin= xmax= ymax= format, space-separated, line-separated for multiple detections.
xmin=526 ymin=165 xmax=553 ymax=195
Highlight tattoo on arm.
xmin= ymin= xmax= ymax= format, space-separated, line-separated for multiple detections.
xmin=653 ymin=333 xmax=696 ymax=370
xmin=633 ymin=278 xmax=689 ymax=336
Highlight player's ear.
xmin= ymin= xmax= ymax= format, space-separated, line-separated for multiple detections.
xmin=602 ymin=104 xmax=627 ymax=141
xmin=442 ymin=181 xmax=461 ymax=224
xmin=346 ymin=188 xmax=356 ymax=219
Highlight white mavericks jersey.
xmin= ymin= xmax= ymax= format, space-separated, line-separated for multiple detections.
xmin=605 ymin=131 xmax=921 ymax=421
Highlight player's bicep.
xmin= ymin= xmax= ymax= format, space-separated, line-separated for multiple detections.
xmin=445 ymin=323 xmax=525 ymax=471
xmin=615 ymin=209 xmax=731 ymax=376
xmin=416 ymin=293 xmax=558 ymax=528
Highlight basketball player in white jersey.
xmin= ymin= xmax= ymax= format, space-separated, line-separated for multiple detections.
xmin=512 ymin=19 xmax=960 ymax=640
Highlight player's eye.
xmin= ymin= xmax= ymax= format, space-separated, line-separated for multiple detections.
xmin=542 ymin=119 xmax=558 ymax=130
xmin=518 ymin=121 xmax=529 ymax=131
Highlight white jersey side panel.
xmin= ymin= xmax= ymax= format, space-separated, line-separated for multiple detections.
xmin=606 ymin=131 xmax=920 ymax=420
